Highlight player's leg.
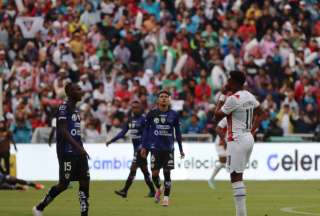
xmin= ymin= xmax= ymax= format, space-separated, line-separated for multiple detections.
xmin=138 ymin=150 xmax=155 ymax=197
xmin=162 ymin=169 xmax=171 ymax=207
xmin=5 ymin=175 xmax=44 ymax=189
xmin=78 ymin=156 xmax=90 ymax=216
xmin=161 ymin=151 xmax=174 ymax=206
xmin=0 ymin=182 xmax=28 ymax=190
xmin=228 ymin=135 xmax=254 ymax=216
xmin=33 ymin=180 xmax=69 ymax=215
xmin=79 ymin=179 xmax=90 ymax=216
xmin=3 ymin=151 xmax=10 ymax=175
xmin=33 ymin=157 xmax=72 ymax=215
xmin=115 ymin=161 xmax=138 ymax=198
xmin=209 ymin=144 xmax=227 ymax=189
xmin=140 ymin=164 xmax=155 ymax=197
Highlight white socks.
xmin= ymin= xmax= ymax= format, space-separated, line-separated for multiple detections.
xmin=163 ymin=196 xmax=169 ymax=201
xmin=210 ymin=163 xmax=225 ymax=182
xmin=232 ymin=181 xmax=247 ymax=216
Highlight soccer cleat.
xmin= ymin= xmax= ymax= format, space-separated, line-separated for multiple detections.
xmin=32 ymin=206 xmax=43 ymax=216
xmin=161 ymin=199 xmax=169 ymax=207
xmin=154 ymin=189 xmax=162 ymax=203
xmin=208 ymin=179 xmax=215 ymax=189
xmin=35 ymin=183 xmax=45 ymax=190
xmin=114 ymin=190 xmax=127 ymax=198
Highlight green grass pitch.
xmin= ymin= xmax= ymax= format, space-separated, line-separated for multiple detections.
xmin=0 ymin=181 xmax=319 ymax=216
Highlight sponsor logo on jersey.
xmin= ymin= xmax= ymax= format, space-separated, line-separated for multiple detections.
xmin=72 ymin=114 xmax=78 ymax=121
xmin=154 ymin=117 xmax=160 ymax=124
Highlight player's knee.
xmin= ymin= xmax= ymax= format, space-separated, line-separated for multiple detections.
xmin=220 ymin=157 xmax=227 ymax=164
xmin=230 ymin=172 xmax=243 ymax=183
xmin=129 ymin=169 xmax=137 ymax=177
xmin=152 ymin=170 xmax=159 ymax=177
xmin=57 ymin=182 xmax=69 ymax=191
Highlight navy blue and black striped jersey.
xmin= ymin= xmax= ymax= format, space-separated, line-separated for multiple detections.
xmin=142 ymin=109 xmax=182 ymax=151
xmin=56 ymin=101 xmax=83 ymax=157
xmin=109 ymin=114 xmax=146 ymax=151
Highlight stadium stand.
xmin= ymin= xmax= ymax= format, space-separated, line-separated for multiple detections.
xmin=0 ymin=0 xmax=319 ymax=143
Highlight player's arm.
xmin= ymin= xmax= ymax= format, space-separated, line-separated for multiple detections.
xmin=9 ymin=132 xmax=17 ymax=151
xmin=251 ymin=105 xmax=266 ymax=136
xmin=214 ymin=94 xmax=238 ymax=122
xmin=174 ymin=114 xmax=185 ymax=158
xmin=106 ymin=123 xmax=129 ymax=146
xmin=215 ymin=126 xmax=227 ymax=147
xmin=48 ymin=127 xmax=56 ymax=147
xmin=141 ymin=112 xmax=151 ymax=158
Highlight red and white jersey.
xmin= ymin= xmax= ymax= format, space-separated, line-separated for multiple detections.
xmin=221 ymin=90 xmax=260 ymax=141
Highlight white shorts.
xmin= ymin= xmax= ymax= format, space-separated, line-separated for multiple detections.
xmin=226 ymin=133 xmax=254 ymax=173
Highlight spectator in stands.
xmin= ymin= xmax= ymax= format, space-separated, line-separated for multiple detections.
xmin=0 ymin=0 xmax=318 ymax=141
xmin=185 ymin=114 xmax=203 ymax=134
xmin=10 ymin=112 xmax=32 ymax=144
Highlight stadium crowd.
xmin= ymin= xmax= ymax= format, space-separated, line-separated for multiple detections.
xmin=0 ymin=0 xmax=320 ymax=143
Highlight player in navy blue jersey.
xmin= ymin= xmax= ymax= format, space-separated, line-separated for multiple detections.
xmin=33 ymin=83 xmax=90 ymax=216
xmin=106 ymin=100 xmax=155 ymax=198
xmin=141 ymin=90 xmax=185 ymax=207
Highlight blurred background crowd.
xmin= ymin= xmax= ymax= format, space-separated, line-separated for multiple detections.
xmin=0 ymin=0 xmax=320 ymax=144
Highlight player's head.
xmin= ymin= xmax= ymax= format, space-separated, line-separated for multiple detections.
xmin=227 ymin=71 xmax=246 ymax=92
xmin=131 ymin=100 xmax=142 ymax=115
xmin=65 ymin=82 xmax=83 ymax=102
xmin=157 ymin=90 xmax=171 ymax=108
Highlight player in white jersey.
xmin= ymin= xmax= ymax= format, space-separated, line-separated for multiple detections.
xmin=208 ymin=117 xmax=227 ymax=189
xmin=214 ymin=71 xmax=264 ymax=216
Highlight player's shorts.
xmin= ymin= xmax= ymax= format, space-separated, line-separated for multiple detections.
xmin=132 ymin=149 xmax=148 ymax=167
xmin=151 ymin=150 xmax=174 ymax=171
xmin=226 ymin=133 xmax=254 ymax=173
xmin=59 ymin=155 xmax=90 ymax=182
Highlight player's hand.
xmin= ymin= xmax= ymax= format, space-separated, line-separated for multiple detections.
xmin=80 ymin=149 xmax=90 ymax=159
xmin=180 ymin=151 xmax=185 ymax=159
xmin=140 ymin=148 xmax=147 ymax=158
xmin=221 ymin=84 xmax=230 ymax=94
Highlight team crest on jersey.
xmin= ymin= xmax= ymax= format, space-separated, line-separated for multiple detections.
xmin=65 ymin=173 xmax=70 ymax=180
xmin=160 ymin=116 xmax=166 ymax=124
xmin=72 ymin=114 xmax=78 ymax=121
xmin=154 ymin=117 xmax=160 ymax=124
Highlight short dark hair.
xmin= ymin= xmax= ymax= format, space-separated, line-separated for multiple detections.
xmin=65 ymin=82 xmax=73 ymax=96
xmin=157 ymin=90 xmax=171 ymax=97
xmin=230 ymin=71 xmax=246 ymax=86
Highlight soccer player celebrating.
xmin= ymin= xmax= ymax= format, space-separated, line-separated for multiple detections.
xmin=33 ymin=83 xmax=90 ymax=216
xmin=208 ymin=117 xmax=227 ymax=189
xmin=214 ymin=71 xmax=264 ymax=216
xmin=106 ymin=100 xmax=155 ymax=198
xmin=141 ymin=90 xmax=185 ymax=207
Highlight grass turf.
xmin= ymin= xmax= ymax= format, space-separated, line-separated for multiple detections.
xmin=0 ymin=180 xmax=319 ymax=216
